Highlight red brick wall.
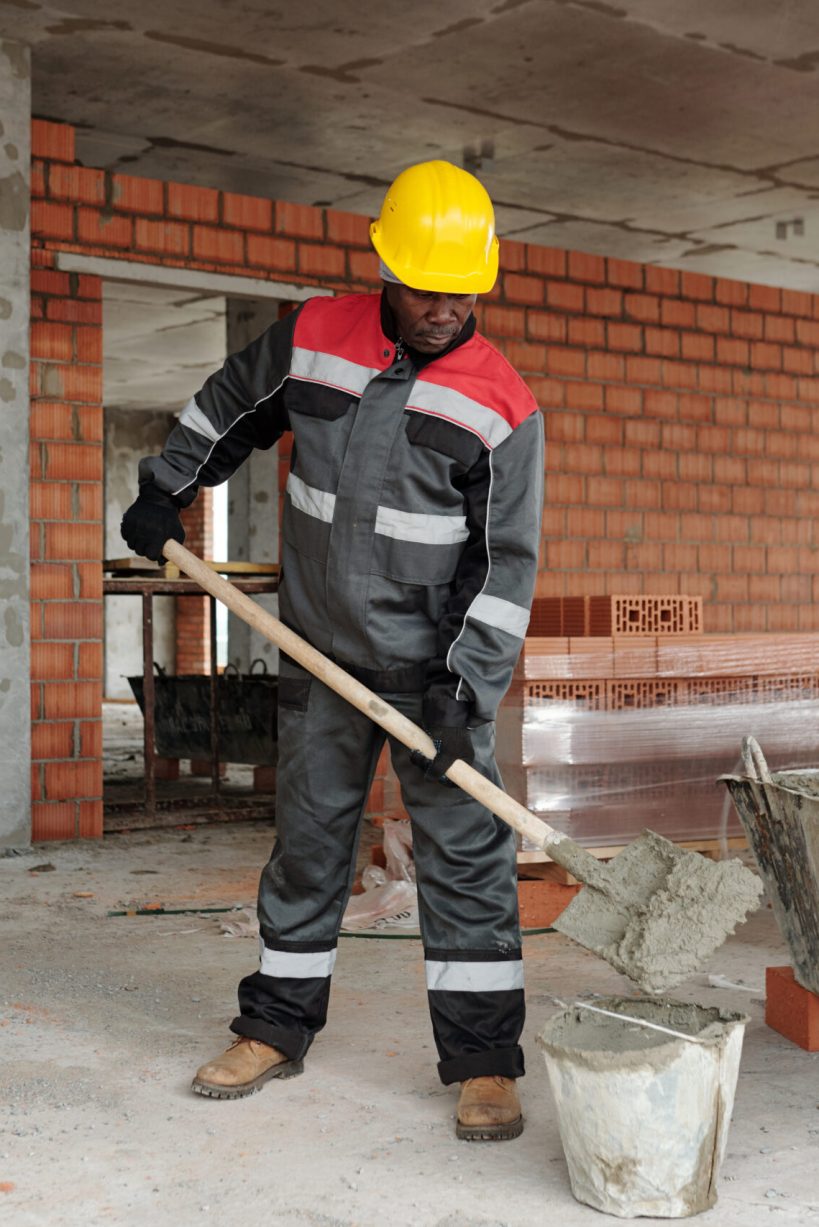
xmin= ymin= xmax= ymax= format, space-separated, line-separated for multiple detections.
xmin=28 ymin=116 xmax=819 ymax=838
xmin=29 ymin=252 xmax=104 ymax=840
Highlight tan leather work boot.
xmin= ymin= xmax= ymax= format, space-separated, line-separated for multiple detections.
xmin=456 ymin=1075 xmax=523 ymax=1141
xmin=192 ymin=1036 xmax=303 ymax=1099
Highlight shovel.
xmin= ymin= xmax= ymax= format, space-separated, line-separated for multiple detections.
xmin=163 ymin=540 xmax=762 ymax=995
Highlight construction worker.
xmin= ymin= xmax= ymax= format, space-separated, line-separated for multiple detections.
xmin=121 ymin=160 xmax=544 ymax=1141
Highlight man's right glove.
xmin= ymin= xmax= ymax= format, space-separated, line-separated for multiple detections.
xmin=121 ymin=485 xmax=185 ymax=563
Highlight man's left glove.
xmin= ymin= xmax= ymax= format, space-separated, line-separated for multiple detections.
xmin=411 ymin=722 xmax=475 ymax=787
xmin=121 ymin=485 xmax=185 ymax=563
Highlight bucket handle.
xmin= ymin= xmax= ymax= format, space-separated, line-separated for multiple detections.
xmin=740 ymin=736 xmax=772 ymax=784
xmin=570 ymin=1001 xmax=714 ymax=1046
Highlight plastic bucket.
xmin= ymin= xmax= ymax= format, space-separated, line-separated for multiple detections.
xmin=537 ymin=997 xmax=749 ymax=1218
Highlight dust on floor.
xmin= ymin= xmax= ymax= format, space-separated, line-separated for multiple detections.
xmin=1 ymin=823 xmax=817 ymax=1227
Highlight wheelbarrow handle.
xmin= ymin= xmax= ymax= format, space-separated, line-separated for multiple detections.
xmin=741 ymin=735 xmax=772 ymax=784
xmin=162 ymin=540 xmax=608 ymax=887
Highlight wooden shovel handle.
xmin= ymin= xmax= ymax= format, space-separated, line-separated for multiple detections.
xmin=163 ymin=541 xmax=606 ymax=885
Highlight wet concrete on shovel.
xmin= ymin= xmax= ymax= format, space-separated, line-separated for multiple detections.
xmin=1 ymin=823 xmax=817 ymax=1226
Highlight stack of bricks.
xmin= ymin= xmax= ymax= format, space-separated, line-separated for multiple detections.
xmin=29 ymin=253 xmax=104 ymax=841
xmin=498 ymin=596 xmax=819 ymax=850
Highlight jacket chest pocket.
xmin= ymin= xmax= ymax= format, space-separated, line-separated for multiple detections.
xmin=284 ymin=380 xmax=356 ymax=422
xmin=404 ymin=411 xmax=483 ymax=470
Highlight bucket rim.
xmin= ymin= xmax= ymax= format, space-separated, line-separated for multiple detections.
xmin=536 ymin=996 xmax=750 ymax=1060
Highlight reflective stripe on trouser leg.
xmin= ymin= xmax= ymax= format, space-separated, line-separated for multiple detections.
xmin=231 ymin=658 xmax=384 ymax=1060
xmin=387 ymin=700 xmax=526 ymax=1085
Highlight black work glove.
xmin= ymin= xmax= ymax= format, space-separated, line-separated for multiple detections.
xmin=411 ymin=723 xmax=475 ymax=788
xmin=120 ymin=485 xmax=185 ymax=564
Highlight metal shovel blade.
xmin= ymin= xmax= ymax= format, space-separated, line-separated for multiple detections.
xmin=553 ymin=829 xmax=763 ymax=995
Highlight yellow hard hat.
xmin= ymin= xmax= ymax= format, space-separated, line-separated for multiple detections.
xmin=370 ymin=160 xmax=499 ymax=294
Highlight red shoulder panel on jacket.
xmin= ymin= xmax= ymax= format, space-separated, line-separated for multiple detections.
xmin=293 ymin=294 xmax=389 ymax=371
xmin=419 ymin=332 xmax=539 ymax=430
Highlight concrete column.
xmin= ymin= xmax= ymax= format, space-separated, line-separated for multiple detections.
xmin=225 ymin=299 xmax=281 ymax=673
xmin=0 ymin=41 xmax=30 ymax=849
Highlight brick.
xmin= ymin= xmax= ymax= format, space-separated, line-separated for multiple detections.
xmin=30 ymin=400 xmax=74 ymax=439
xmin=645 ymin=326 xmax=679 ymax=357
xmin=221 ymin=191 xmax=273 ymax=231
xmin=45 ymin=443 xmax=102 ymax=482
xmin=605 ymin=386 xmax=642 ymax=415
xmin=586 ymin=288 xmax=622 ymax=317
xmin=606 ymin=258 xmax=643 ymax=289
xmin=679 ymin=452 xmax=712 ymax=482
xmin=696 ymin=304 xmax=729 ymax=333
xmin=716 ymin=336 xmax=749 ymax=366
xmin=75 ymin=327 xmax=103 ymax=364
xmin=78 ymin=643 xmax=103 ymax=680
xmin=49 ymin=164 xmax=105 ymax=205
xmin=607 ymin=322 xmax=642 ymax=352
xmin=77 ymin=208 xmax=133 ymax=248
xmin=32 ymin=802 xmax=77 ymax=842
xmin=550 ymin=411 xmax=585 ymax=443
xmin=568 ymin=251 xmax=606 ymax=283
xmin=567 ymin=318 xmax=605 ymax=347
xmin=79 ymin=800 xmax=103 ymax=839
xmin=30 ymin=564 xmax=73 ymax=601
xmin=527 ymin=310 xmax=567 ymax=343
xmin=31 ymin=200 xmax=75 ymax=240
xmin=527 ymin=246 xmax=566 ymax=277
xmin=44 ymin=602 xmax=103 ymax=640
xmin=76 ymin=482 xmax=103 ymax=520
xmin=547 ymin=347 xmax=585 ymax=378
xmin=347 ymin=250 xmax=380 ymax=283
xmin=30 ymin=642 xmax=74 ymax=681
xmin=242 ymin=233 xmax=296 ymax=274
xmin=31 ymin=720 xmax=74 ymax=759
xmin=43 ymin=681 xmax=101 ymax=720
xmin=680 ymin=332 xmax=714 ymax=363
xmin=167 ymin=182 xmax=219 ymax=222
xmin=587 ymin=352 xmax=624 ymax=381
xmin=31 ymin=269 xmax=71 ymax=297
xmin=547 ymin=282 xmax=584 ymax=312
xmin=642 ymin=449 xmax=677 ymax=480
xmin=79 ymin=720 xmax=102 ymax=758
xmin=498 ymin=238 xmax=526 ymax=271
xmin=275 ymin=200 xmax=324 ymax=239
xmin=624 ymin=293 xmax=659 ymax=323
xmin=783 ymin=346 xmax=813 ymax=375
xmin=750 ymin=341 xmax=781 ymax=371
xmin=731 ymin=309 xmax=764 ymax=339
xmin=796 ymin=318 xmax=819 ymax=346
xmin=192 ymin=224 xmax=244 ymax=264
xmin=298 ymin=243 xmax=345 ymax=278
xmin=715 ymin=278 xmax=748 ymax=306
xmin=764 ymin=314 xmax=795 ymax=344
xmin=45 ymin=297 xmax=102 ymax=325
xmin=30 ymin=481 xmax=73 ymax=520
xmin=565 ymin=382 xmax=604 ymax=411
xmin=645 ymin=267 xmax=680 ymax=295
xmin=109 ymin=173 xmax=164 ymax=214
xmin=324 ymin=208 xmax=371 ymax=246
xmin=782 ymin=289 xmax=814 ymax=317
xmin=31 ymin=119 xmax=75 ymax=163
xmin=504 ymin=273 xmax=543 ymax=305
xmin=681 ymin=271 xmax=713 ymax=301
xmin=661 ymin=299 xmax=695 ymax=329
xmin=45 ymin=760 xmax=101 ymax=801
xmin=30 ymin=317 xmax=74 ymax=362
xmin=749 ymin=284 xmax=781 ymax=312
xmin=525 ymin=376 xmax=565 ymax=407
xmin=134 ymin=217 xmax=190 ymax=257
xmin=482 ymin=305 xmax=526 ymax=338
xmin=586 ymin=476 xmax=623 ymax=506
xmin=505 ymin=340 xmax=546 ymax=371
xmin=697 ymin=365 xmax=732 ymax=395
xmin=76 ymin=275 xmax=102 ymax=301
xmin=45 ymin=522 xmax=103 ymax=561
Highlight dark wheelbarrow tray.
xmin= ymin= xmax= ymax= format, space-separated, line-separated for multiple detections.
xmin=722 ymin=737 xmax=819 ymax=995
xmin=128 ymin=661 xmax=277 ymax=765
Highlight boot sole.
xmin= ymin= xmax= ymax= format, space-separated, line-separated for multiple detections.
xmin=191 ymin=1058 xmax=304 ymax=1099
xmin=456 ymin=1114 xmax=524 ymax=1142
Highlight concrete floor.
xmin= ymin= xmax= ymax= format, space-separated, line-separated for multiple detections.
xmin=1 ymin=823 xmax=817 ymax=1227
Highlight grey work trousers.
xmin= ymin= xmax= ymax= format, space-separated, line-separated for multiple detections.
xmin=230 ymin=659 xmax=526 ymax=1084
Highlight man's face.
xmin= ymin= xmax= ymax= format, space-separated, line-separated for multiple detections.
xmin=385 ymin=283 xmax=477 ymax=354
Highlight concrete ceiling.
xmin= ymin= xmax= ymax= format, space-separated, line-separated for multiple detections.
xmin=7 ymin=1 xmax=819 ymax=289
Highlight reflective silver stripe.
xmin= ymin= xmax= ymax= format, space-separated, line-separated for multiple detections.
xmin=408 ymin=383 xmax=513 ymax=450
xmin=286 ymin=472 xmax=336 ymax=523
xmin=260 ymin=946 xmax=337 ymax=979
xmin=468 ymin=593 xmax=530 ymax=639
xmin=375 ymin=505 xmax=469 ymax=545
xmin=178 ymin=397 xmax=221 ymax=444
xmin=290 ymin=346 xmax=381 ymax=397
xmin=425 ymin=960 xmax=524 ymax=993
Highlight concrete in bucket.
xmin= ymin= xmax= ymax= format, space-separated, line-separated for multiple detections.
xmin=163 ymin=541 xmax=763 ymax=995
xmin=722 ymin=736 xmax=819 ymax=995
xmin=537 ymin=998 xmax=750 ymax=1219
